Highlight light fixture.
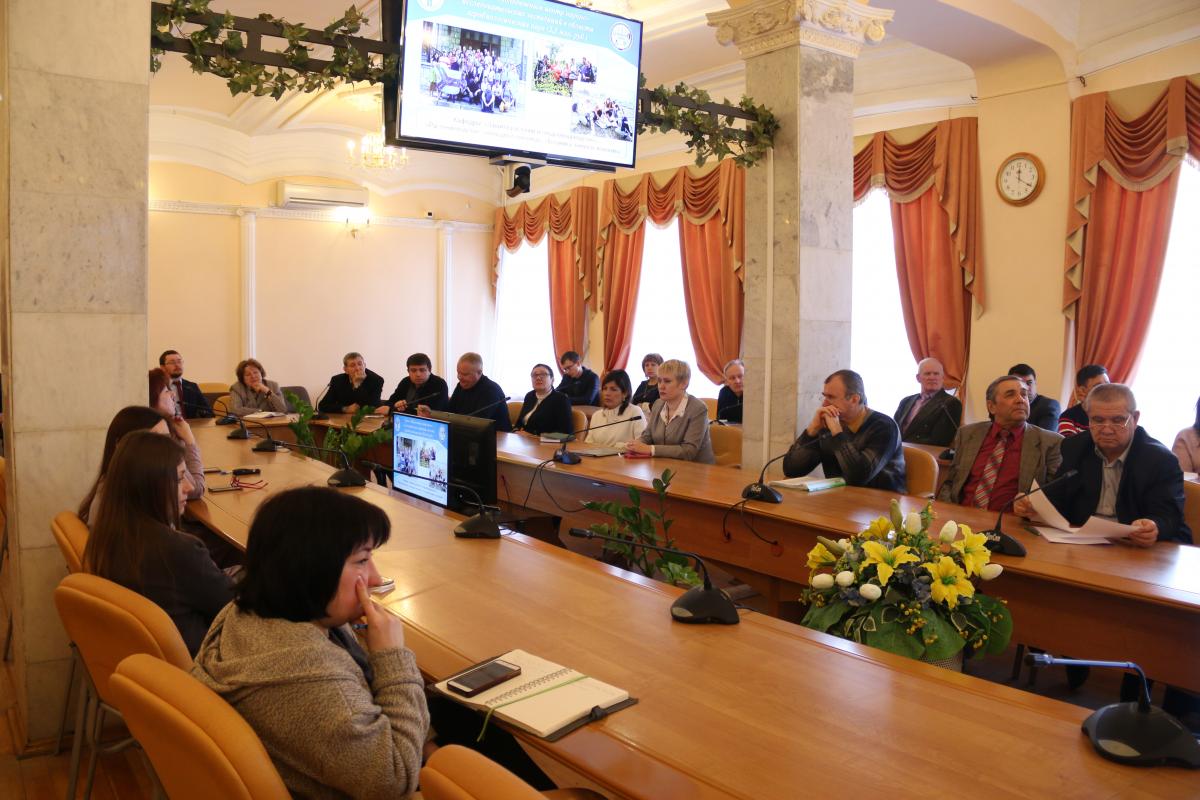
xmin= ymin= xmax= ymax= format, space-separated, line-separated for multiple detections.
xmin=346 ymin=129 xmax=409 ymax=171
xmin=343 ymin=207 xmax=371 ymax=238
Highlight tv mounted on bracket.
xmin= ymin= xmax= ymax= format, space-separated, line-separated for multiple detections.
xmin=382 ymin=0 xmax=643 ymax=171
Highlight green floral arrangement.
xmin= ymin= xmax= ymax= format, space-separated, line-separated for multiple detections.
xmin=283 ymin=390 xmax=391 ymax=468
xmin=801 ymin=500 xmax=1012 ymax=663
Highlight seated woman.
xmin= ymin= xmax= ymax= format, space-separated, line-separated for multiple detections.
xmin=626 ymin=359 xmax=714 ymax=463
xmin=1173 ymin=397 xmax=1200 ymax=473
xmin=191 ymin=487 xmax=429 ymax=799
xmin=632 ymin=352 xmax=663 ymax=408
xmin=228 ymin=358 xmax=287 ymax=415
xmin=78 ymin=406 xmax=171 ymax=526
xmin=717 ymin=359 xmax=745 ymax=424
xmin=586 ymin=369 xmax=645 ymax=447
xmin=84 ymin=431 xmax=234 ymax=655
xmin=150 ymin=367 xmax=205 ymax=498
xmin=514 ymin=364 xmax=573 ymax=436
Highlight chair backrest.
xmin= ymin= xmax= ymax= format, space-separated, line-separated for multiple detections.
xmin=507 ymin=401 xmax=523 ymax=427
xmin=902 ymin=444 xmax=938 ymax=499
xmin=420 ymin=744 xmax=548 ymax=800
xmin=110 ymin=654 xmax=290 ymax=800
xmin=214 ymin=394 xmax=233 ymax=416
xmin=571 ymin=409 xmax=588 ymax=436
xmin=1183 ymin=480 xmax=1200 ymax=544
xmin=54 ymin=573 xmax=192 ymax=705
xmin=702 ymin=397 xmax=718 ymax=421
xmin=710 ymin=425 xmax=742 ymax=467
xmin=280 ymin=385 xmax=311 ymax=413
xmin=197 ymin=381 xmax=228 ymax=395
xmin=51 ymin=511 xmax=89 ymax=574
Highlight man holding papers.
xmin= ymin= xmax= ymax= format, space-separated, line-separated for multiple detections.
xmin=1014 ymin=384 xmax=1191 ymax=545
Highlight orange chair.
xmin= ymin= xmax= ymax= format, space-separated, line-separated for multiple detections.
xmin=508 ymin=401 xmax=523 ymax=428
xmin=420 ymin=744 xmax=605 ymax=800
xmin=702 ymin=397 xmax=718 ymax=421
xmin=570 ymin=409 xmax=588 ymax=437
xmin=49 ymin=511 xmax=91 ymax=755
xmin=709 ymin=424 xmax=742 ymax=467
xmin=54 ymin=573 xmax=192 ymax=800
xmin=902 ymin=445 xmax=938 ymax=499
xmin=109 ymin=654 xmax=290 ymax=800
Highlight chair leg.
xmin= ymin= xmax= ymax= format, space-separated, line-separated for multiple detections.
xmin=1009 ymin=643 xmax=1026 ymax=683
xmin=83 ymin=704 xmax=105 ymax=799
xmin=65 ymin=683 xmax=93 ymax=800
xmin=55 ymin=648 xmax=79 ymax=755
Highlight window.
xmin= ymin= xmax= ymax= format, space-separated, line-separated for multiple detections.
xmin=851 ymin=190 xmax=916 ymax=418
xmin=493 ymin=238 xmax=556 ymax=400
xmin=625 ymin=218 xmax=722 ymax=398
xmin=1130 ymin=162 xmax=1200 ymax=448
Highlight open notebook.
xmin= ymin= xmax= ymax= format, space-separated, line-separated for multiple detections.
xmin=433 ymin=649 xmax=633 ymax=740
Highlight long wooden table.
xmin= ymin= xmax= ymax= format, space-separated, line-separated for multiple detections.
xmin=185 ymin=421 xmax=1199 ymax=798
xmin=493 ymin=432 xmax=1200 ymax=694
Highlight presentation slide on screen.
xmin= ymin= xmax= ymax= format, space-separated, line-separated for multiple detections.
xmin=393 ymin=414 xmax=450 ymax=506
xmin=399 ymin=0 xmax=642 ymax=166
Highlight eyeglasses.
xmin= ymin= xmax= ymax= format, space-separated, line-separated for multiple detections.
xmin=531 ymin=372 xmax=552 ymax=379
xmin=1088 ymin=416 xmax=1132 ymax=431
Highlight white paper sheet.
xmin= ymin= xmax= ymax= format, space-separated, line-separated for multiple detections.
xmin=1026 ymin=480 xmax=1134 ymax=543
xmin=1034 ymin=527 xmax=1112 ymax=545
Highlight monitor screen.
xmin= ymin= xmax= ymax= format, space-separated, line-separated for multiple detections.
xmin=428 ymin=410 xmax=497 ymax=510
xmin=385 ymin=0 xmax=643 ymax=169
xmin=392 ymin=413 xmax=451 ymax=506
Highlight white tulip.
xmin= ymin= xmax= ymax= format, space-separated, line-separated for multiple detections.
xmin=940 ymin=521 xmax=959 ymax=543
xmin=837 ymin=538 xmax=851 ymax=550
xmin=858 ymin=583 xmax=882 ymax=602
xmin=835 ymin=570 xmax=855 ymax=587
xmin=904 ymin=512 xmax=923 ymax=534
xmin=811 ymin=573 xmax=835 ymax=590
xmin=980 ymin=563 xmax=1004 ymax=581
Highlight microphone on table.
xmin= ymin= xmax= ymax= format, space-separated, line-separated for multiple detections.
xmin=309 ymin=383 xmax=332 ymax=420
xmin=1025 ymin=653 xmax=1200 ymax=768
xmin=532 ymin=416 xmax=641 ymax=465
xmin=361 ymin=460 xmax=500 ymax=538
xmin=180 ymin=398 xmax=235 ymax=427
xmin=568 ymin=528 xmax=739 ymax=625
xmin=208 ymin=399 xmax=251 ymax=439
xmin=982 ymin=468 xmax=1078 ymax=557
xmin=741 ymin=437 xmax=822 ymax=503
xmin=248 ymin=435 xmax=366 ymax=488
xmin=713 ymin=400 xmax=742 ymax=425
xmin=937 ymin=403 xmax=961 ymax=460
xmin=462 ymin=395 xmax=511 ymax=421
xmin=239 ymin=417 xmax=291 ymax=453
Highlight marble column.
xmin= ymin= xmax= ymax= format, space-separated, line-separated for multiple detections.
xmin=708 ymin=0 xmax=891 ymax=473
xmin=1 ymin=0 xmax=149 ymax=746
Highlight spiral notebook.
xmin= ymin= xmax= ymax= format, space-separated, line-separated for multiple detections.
xmin=433 ymin=649 xmax=634 ymax=740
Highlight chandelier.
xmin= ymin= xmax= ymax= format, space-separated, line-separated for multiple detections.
xmin=347 ymin=130 xmax=409 ymax=170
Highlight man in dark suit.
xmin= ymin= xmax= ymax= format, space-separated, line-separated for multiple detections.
xmin=428 ymin=352 xmax=511 ymax=432
xmin=556 ymin=351 xmax=600 ymax=406
xmin=937 ymin=375 xmax=1062 ymax=510
xmin=318 ymin=352 xmax=387 ymax=414
xmin=1008 ymin=363 xmax=1060 ymax=431
xmin=1015 ymin=383 xmax=1191 ymax=545
xmin=893 ymin=357 xmax=961 ymax=447
xmin=159 ymin=350 xmax=213 ymax=418
xmin=386 ymin=352 xmax=449 ymax=415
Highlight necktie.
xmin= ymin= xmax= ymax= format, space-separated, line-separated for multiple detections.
xmin=972 ymin=429 xmax=1010 ymax=509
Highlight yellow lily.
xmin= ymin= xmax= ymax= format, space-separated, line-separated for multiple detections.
xmin=859 ymin=516 xmax=892 ymax=540
xmin=861 ymin=541 xmax=919 ymax=586
xmin=924 ymin=557 xmax=975 ymax=608
xmin=806 ymin=542 xmax=838 ymax=570
xmin=952 ymin=528 xmax=991 ymax=577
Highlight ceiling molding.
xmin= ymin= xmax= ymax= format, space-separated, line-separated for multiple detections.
xmin=149 ymin=198 xmax=492 ymax=231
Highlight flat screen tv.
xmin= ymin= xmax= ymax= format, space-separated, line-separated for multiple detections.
xmin=382 ymin=0 xmax=643 ymax=169
xmin=428 ymin=410 xmax=498 ymax=512
xmin=392 ymin=413 xmax=451 ymax=506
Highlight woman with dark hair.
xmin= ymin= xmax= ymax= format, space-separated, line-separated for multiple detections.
xmin=514 ymin=363 xmax=573 ymax=436
xmin=191 ymin=487 xmax=429 ymax=799
xmin=1172 ymin=397 xmax=1200 ymax=472
xmin=586 ymin=369 xmax=645 ymax=447
xmin=149 ymin=367 xmax=205 ymax=498
xmin=229 ymin=358 xmax=287 ymax=415
xmin=632 ymin=353 xmax=663 ymax=408
xmin=78 ymin=405 xmax=172 ymax=525
xmin=84 ymin=431 xmax=233 ymax=655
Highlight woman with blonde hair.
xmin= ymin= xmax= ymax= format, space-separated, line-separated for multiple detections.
xmin=625 ymin=359 xmax=714 ymax=463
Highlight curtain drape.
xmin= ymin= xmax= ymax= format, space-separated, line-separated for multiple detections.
xmin=852 ymin=118 xmax=982 ymax=389
xmin=1063 ymin=75 xmax=1200 ymax=382
xmin=597 ymin=159 xmax=745 ymax=382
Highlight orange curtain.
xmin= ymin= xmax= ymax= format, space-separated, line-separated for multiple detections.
xmin=597 ymin=160 xmax=745 ymax=381
xmin=852 ymin=118 xmax=982 ymax=389
xmin=492 ymin=187 xmax=597 ymax=355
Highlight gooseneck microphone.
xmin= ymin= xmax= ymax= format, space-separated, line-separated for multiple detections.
xmin=462 ymin=395 xmax=512 ymax=420
xmin=714 ymin=400 xmax=742 ymax=424
xmin=310 ymin=383 xmax=332 ymax=420
xmin=234 ymin=417 xmax=291 ymax=453
xmin=983 ymin=468 xmax=1078 ymax=557
xmin=539 ymin=416 xmax=641 ymax=465
xmin=244 ymin=434 xmax=366 ymax=487
xmin=1025 ymin=653 xmax=1200 ymax=767
xmin=360 ymin=460 xmax=500 ymax=538
xmin=208 ymin=399 xmax=251 ymax=439
xmin=741 ymin=437 xmax=823 ymax=503
xmin=568 ymin=528 xmax=739 ymax=624
xmin=937 ymin=402 xmax=961 ymax=459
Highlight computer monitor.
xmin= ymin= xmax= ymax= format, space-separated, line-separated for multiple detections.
xmin=391 ymin=413 xmax=451 ymax=507
xmin=428 ymin=410 xmax=497 ymax=512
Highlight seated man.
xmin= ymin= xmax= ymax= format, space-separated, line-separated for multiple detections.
xmin=159 ymin=350 xmax=213 ymax=418
xmin=783 ymin=370 xmax=906 ymax=492
xmin=937 ymin=376 xmax=1062 ymax=510
xmin=555 ymin=351 xmax=600 ymax=406
xmin=1008 ymin=363 xmax=1060 ymax=431
xmin=717 ymin=359 xmax=744 ymax=424
xmin=892 ymin=357 xmax=961 ymax=447
xmin=433 ymin=352 xmax=511 ymax=432
xmin=386 ymin=353 xmax=449 ymax=415
xmin=1057 ymin=364 xmax=1108 ymax=437
xmin=1015 ymin=383 xmax=1192 ymax=545
xmin=318 ymin=352 xmax=388 ymax=415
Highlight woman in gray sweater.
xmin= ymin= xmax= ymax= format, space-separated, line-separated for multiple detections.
xmin=228 ymin=357 xmax=288 ymax=415
xmin=191 ymin=487 xmax=429 ymax=800
xmin=626 ymin=359 xmax=715 ymax=464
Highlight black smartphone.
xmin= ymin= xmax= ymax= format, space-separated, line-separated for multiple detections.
xmin=232 ymin=467 xmax=261 ymax=476
xmin=446 ymin=659 xmax=521 ymax=697
xmin=208 ymin=485 xmax=241 ymax=493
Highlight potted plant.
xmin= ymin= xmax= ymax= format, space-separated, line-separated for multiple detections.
xmin=283 ymin=390 xmax=391 ymax=469
xmin=801 ymin=500 xmax=1012 ymax=668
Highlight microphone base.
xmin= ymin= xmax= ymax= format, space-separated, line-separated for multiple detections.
xmin=216 ymin=415 xmax=237 ymax=426
xmin=227 ymin=428 xmax=251 ymax=440
xmin=252 ymin=439 xmax=288 ymax=453
xmin=312 ymin=412 xmax=330 ymax=420
xmin=553 ymin=449 xmax=582 ymax=465
xmin=670 ymin=586 xmax=740 ymax=625
xmin=741 ymin=483 xmax=783 ymax=504
xmin=327 ymin=468 xmax=367 ymax=488
xmin=454 ymin=510 xmax=502 ymax=539
xmin=982 ymin=528 xmax=1026 ymax=557
xmin=1082 ymin=702 xmax=1200 ymax=767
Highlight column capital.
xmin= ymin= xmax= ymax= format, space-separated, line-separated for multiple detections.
xmin=707 ymin=0 xmax=893 ymax=60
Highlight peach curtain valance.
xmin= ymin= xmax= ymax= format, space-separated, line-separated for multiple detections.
xmin=491 ymin=186 xmax=597 ymax=305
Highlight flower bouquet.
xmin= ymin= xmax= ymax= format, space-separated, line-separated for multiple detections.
xmin=801 ymin=500 xmax=1013 ymax=664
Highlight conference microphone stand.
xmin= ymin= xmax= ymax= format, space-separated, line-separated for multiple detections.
xmin=569 ymin=528 xmax=739 ymax=624
xmin=208 ymin=399 xmax=250 ymax=438
xmin=533 ymin=416 xmax=639 ymax=465
xmin=741 ymin=437 xmax=823 ymax=503
xmin=249 ymin=435 xmax=366 ymax=487
xmin=361 ymin=459 xmax=501 ymax=538
xmin=982 ymin=468 xmax=1078 ymax=557
xmin=238 ymin=417 xmax=291 ymax=453
xmin=713 ymin=400 xmax=741 ymax=425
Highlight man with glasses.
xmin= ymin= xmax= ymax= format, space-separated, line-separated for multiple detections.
xmin=159 ymin=350 xmax=213 ymax=418
xmin=556 ymin=351 xmax=600 ymax=406
xmin=1015 ymin=383 xmax=1191 ymax=545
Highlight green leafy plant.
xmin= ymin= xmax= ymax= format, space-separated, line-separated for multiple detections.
xmin=284 ymin=390 xmax=391 ymax=468
xmin=582 ymin=469 xmax=701 ymax=588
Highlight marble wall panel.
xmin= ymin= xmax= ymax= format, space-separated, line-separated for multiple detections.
xmin=19 ymin=545 xmax=70 ymax=663
xmin=798 ymin=246 xmax=852 ymax=322
xmin=10 ymin=0 xmax=148 ymax=86
xmin=10 ymin=427 xmax=106 ymax=551
xmin=23 ymin=657 xmax=74 ymax=742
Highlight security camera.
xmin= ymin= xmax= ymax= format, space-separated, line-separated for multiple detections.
xmin=504 ymin=164 xmax=532 ymax=198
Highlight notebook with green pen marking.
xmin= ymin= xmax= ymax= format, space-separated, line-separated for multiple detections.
xmin=433 ymin=649 xmax=634 ymax=740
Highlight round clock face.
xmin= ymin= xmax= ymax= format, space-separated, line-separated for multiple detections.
xmin=998 ymin=156 xmax=1041 ymax=204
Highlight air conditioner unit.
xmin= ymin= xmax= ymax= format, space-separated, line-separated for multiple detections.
xmin=275 ymin=181 xmax=368 ymax=209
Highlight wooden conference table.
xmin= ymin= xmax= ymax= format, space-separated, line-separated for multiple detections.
xmin=185 ymin=421 xmax=1197 ymax=799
